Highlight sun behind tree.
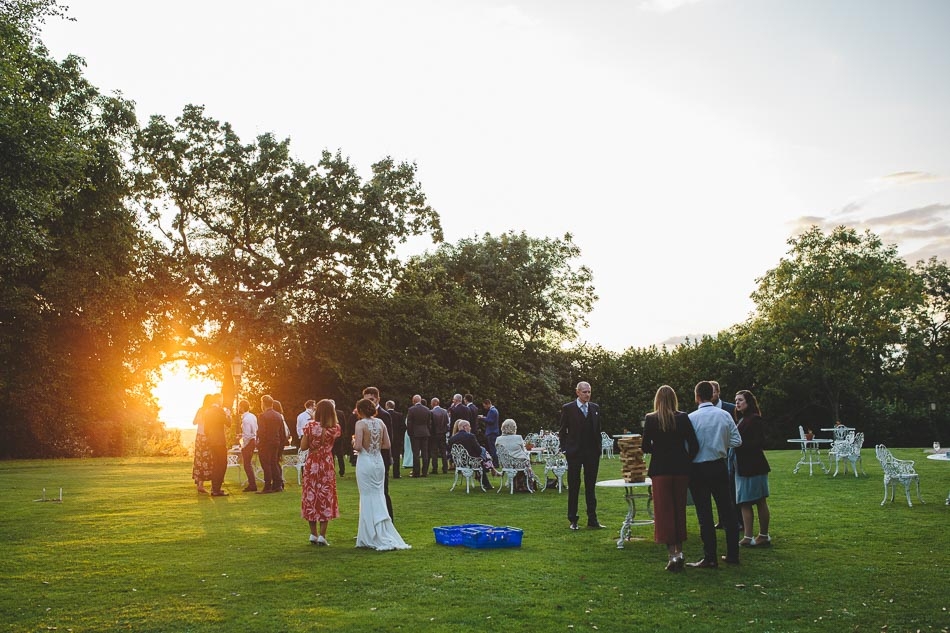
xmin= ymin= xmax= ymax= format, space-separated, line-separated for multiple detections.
xmin=152 ymin=362 xmax=221 ymax=430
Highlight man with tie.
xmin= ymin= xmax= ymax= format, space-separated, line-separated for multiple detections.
xmin=559 ymin=381 xmax=605 ymax=530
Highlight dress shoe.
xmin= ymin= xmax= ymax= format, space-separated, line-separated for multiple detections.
xmin=256 ymin=488 xmax=275 ymax=494
xmin=665 ymin=559 xmax=680 ymax=572
xmin=569 ymin=522 xmax=579 ymax=531
xmin=720 ymin=556 xmax=740 ymax=565
xmin=210 ymin=491 xmax=228 ymax=497
xmin=309 ymin=534 xmax=320 ymax=545
xmin=587 ymin=522 xmax=607 ymax=529
xmin=674 ymin=556 xmax=685 ymax=571
xmin=714 ymin=523 xmax=724 ymax=530
xmin=316 ymin=535 xmax=329 ymax=546
xmin=686 ymin=558 xmax=719 ymax=569
xmin=242 ymin=485 xmax=258 ymax=492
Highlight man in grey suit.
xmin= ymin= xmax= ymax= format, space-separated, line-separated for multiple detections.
xmin=406 ymin=394 xmax=432 ymax=478
xmin=559 ymin=381 xmax=605 ymax=530
xmin=429 ymin=397 xmax=450 ymax=474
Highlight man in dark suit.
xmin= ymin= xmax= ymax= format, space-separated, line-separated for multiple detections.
xmin=448 ymin=394 xmax=470 ymax=432
xmin=559 ymin=381 xmax=605 ymax=530
xmin=406 ymin=394 xmax=431 ymax=477
xmin=448 ymin=420 xmax=493 ymax=490
xmin=257 ymin=394 xmax=286 ymax=494
xmin=386 ymin=400 xmax=405 ymax=479
xmin=362 ymin=387 xmax=394 ymax=520
xmin=711 ymin=381 xmax=736 ymax=416
xmin=464 ymin=394 xmax=479 ymax=423
xmin=204 ymin=393 xmax=231 ymax=497
xmin=332 ymin=404 xmax=349 ymax=477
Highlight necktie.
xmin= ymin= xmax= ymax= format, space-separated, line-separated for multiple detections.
xmin=581 ymin=403 xmax=588 ymax=417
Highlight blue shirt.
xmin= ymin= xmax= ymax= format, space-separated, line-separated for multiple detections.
xmin=688 ymin=402 xmax=741 ymax=463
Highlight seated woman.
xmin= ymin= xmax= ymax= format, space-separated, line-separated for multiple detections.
xmin=494 ymin=419 xmax=539 ymax=492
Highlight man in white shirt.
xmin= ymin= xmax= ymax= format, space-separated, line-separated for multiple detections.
xmin=296 ymin=400 xmax=316 ymax=446
xmin=239 ymin=399 xmax=259 ymax=492
xmin=687 ymin=381 xmax=742 ymax=568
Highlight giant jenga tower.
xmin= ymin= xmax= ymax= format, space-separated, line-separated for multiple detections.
xmin=618 ymin=434 xmax=646 ymax=482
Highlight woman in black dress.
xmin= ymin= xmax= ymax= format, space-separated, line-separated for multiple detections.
xmin=642 ymin=385 xmax=699 ymax=571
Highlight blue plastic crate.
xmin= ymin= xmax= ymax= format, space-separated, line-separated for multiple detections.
xmin=433 ymin=524 xmax=493 ymax=546
xmin=461 ymin=526 xmax=523 ymax=549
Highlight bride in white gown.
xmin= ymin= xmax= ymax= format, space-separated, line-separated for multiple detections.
xmin=353 ymin=398 xmax=411 ymax=551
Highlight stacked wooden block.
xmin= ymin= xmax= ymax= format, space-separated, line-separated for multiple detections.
xmin=618 ymin=435 xmax=647 ymax=482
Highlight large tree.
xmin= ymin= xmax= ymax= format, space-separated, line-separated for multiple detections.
xmin=0 ymin=0 xmax=166 ymax=457
xmin=742 ymin=226 xmax=921 ymax=424
xmin=134 ymin=105 xmax=443 ymax=400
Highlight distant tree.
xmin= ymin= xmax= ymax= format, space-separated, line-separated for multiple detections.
xmin=419 ymin=231 xmax=595 ymax=345
xmin=134 ymin=105 xmax=443 ymax=400
xmin=742 ymin=226 xmax=921 ymax=425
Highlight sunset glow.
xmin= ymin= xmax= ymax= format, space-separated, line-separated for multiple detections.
xmin=153 ymin=362 xmax=220 ymax=429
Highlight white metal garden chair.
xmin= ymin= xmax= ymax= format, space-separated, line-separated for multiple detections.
xmin=496 ymin=442 xmax=540 ymax=494
xmin=874 ymin=444 xmax=924 ymax=507
xmin=539 ymin=433 xmax=568 ymax=493
xmin=449 ymin=443 xmax=486 ymax=493
xmin=601 ymin=431 xmax=614 ymax=459
xmin=828 ymin=431 xmax=866 ymax=477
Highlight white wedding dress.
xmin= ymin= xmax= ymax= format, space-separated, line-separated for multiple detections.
xmin=355 ymin=418 xmax=411 ymax=551
xmin=402 ymin=433 xmax=413 ymax=468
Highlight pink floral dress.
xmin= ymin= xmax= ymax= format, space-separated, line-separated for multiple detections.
xmin=301 ymin=421 xmax=342 ymax=522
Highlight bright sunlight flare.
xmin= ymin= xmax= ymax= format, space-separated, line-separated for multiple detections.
xmin=153 ymin=361 xmax=221 ymax=429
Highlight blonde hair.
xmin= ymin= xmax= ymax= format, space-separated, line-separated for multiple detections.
xmin=652 ymin=385 xmax=679 ymax=433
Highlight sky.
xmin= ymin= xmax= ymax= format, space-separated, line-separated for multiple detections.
xmin=40 ymin=0 xmax=950 ymax=354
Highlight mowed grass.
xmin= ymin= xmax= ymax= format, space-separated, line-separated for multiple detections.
xmin=1 ymin=449 xmax=947 ymax=633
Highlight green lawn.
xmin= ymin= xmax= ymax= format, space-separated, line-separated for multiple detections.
xmin=1 ymin=449 xmax=947 ymax=632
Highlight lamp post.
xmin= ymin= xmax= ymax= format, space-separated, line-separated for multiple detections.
xmin=231 ymin=354 xmax=243 ymax=415
xmin=931 ymin=402 xmax=938 ymax=447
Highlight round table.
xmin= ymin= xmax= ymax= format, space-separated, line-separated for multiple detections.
xmin=787 ymin=438 xmax=832 ymax=475
xmin=228 ymin=445 xmax=300 ymax=485
xmin=925 ymin=453 xmax=950 ymax=505
xmin=595 ymin=477 xmax=653 ymax=549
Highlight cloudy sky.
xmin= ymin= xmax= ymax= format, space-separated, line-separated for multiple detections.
xmin=41 ymin=0 xmax=950 ymax=351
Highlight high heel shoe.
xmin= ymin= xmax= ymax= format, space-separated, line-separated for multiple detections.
xmin=738 ymin=536 xmax=755 ymax=547
xmin=751 ymin=534 xmax=772 ymax=547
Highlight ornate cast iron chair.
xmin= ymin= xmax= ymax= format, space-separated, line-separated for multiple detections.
xmin=496 ymin=442 xmax=540 ymax=494
xmin=540 ymin=434 xmax=568 ymax=493
xmin=829 ymin=431 xmax=866 ymax=477
xmin=874 ymin=445 xmax=924 ymax=507
xmin=449 ymin=443 xmax=486 ymax=493
xmin=601 ymin=431 xmax=615 ymax=459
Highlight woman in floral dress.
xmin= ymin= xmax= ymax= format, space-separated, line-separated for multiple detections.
xmin=300 ymin=399 xmax=342 ymax=545
xmin=191 ymin=394 xmax=215 ymax=494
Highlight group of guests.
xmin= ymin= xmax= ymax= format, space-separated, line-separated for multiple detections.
xmin=642 ymin=380 xmax=771 ymax=571
xmin=191 ymin=379 xmax=771 ymax=566
xmin=399 ymin=393 xmax=500 ymax=478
